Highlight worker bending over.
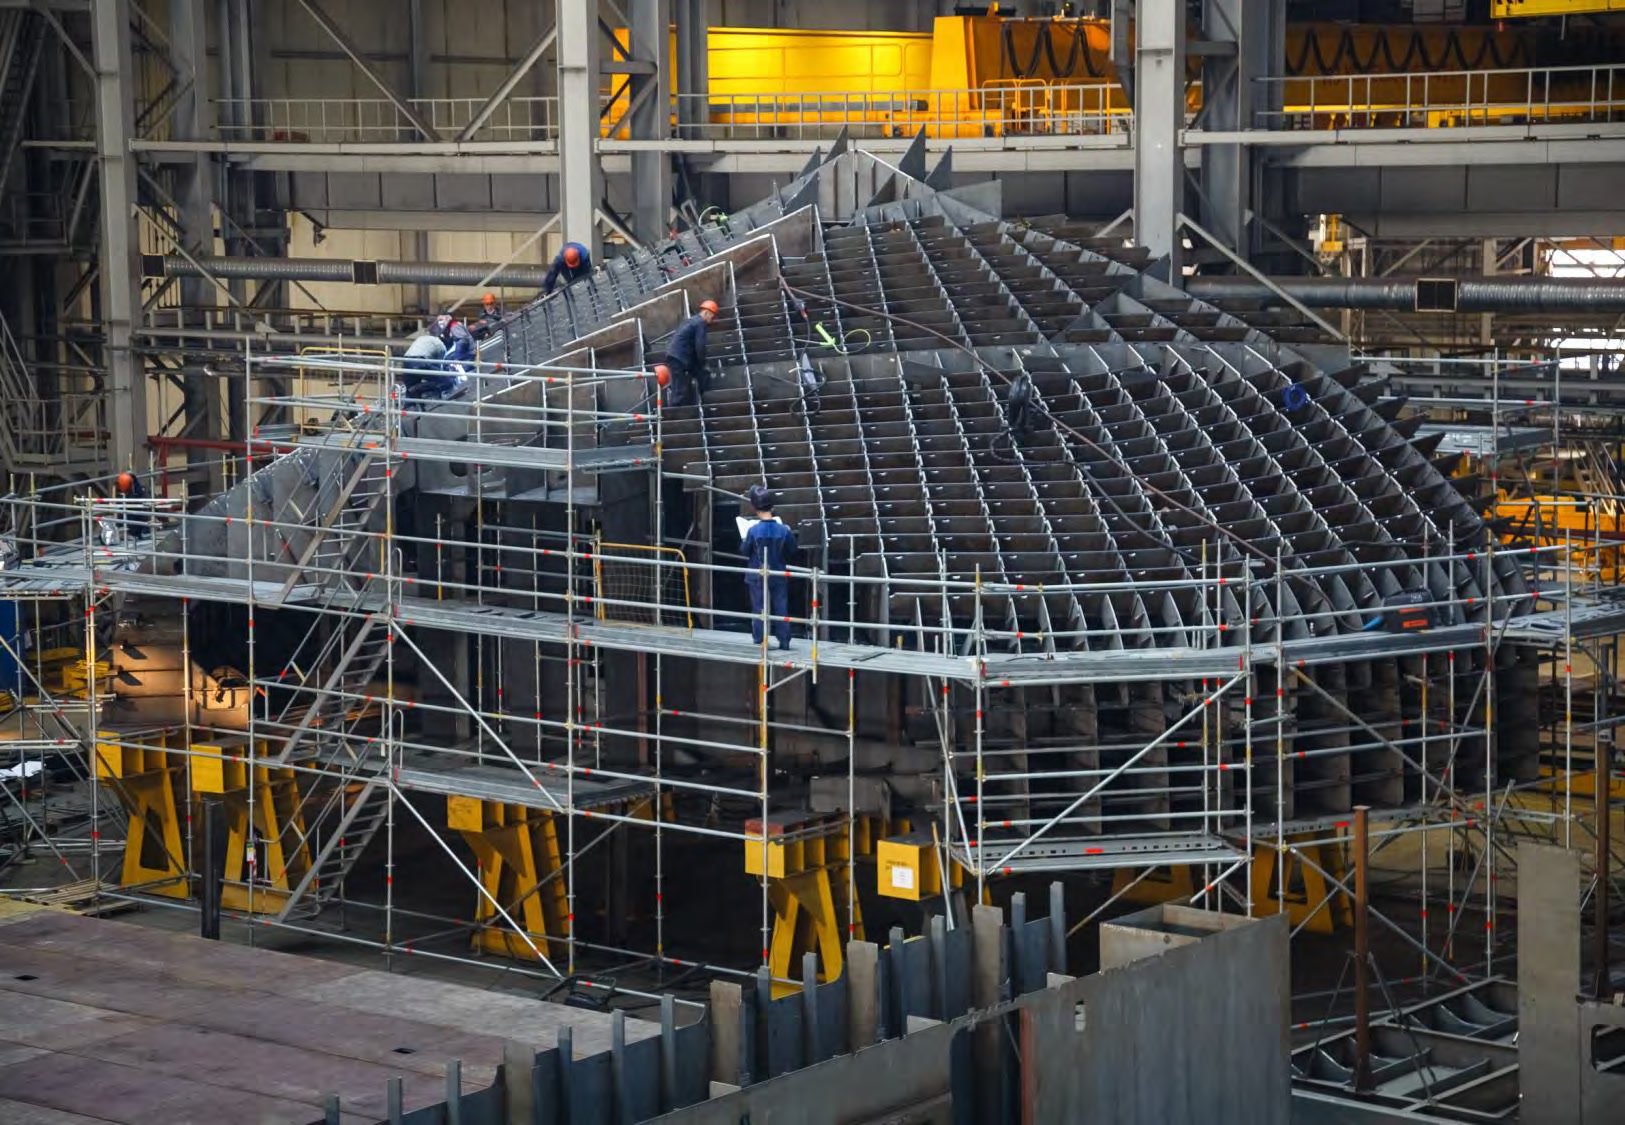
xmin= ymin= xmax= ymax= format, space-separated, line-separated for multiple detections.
xmin=663 ymin=299 xmax=718 ymax=408
xmin=741 ymin=484 xmax=797 ymax=650
xmin=402 ymin=333 xmax=458 ymax=405
xmin=435 ymin=314 xmax=476 ymax=370
xmin=544 ymin=242 xmax=592 ymax=294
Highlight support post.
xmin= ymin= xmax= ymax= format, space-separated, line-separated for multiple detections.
xmin=92 ymin=0 xmax=146 ymax=473
xmin=1353 ymin=805 xmax=1371 ymax=1092
xmin=199 ymin=796 xmax=222 ymax=939
xmin=1595 ymin=737 xmax=1611 ymax=999
xmin=628 ymin=0 xmax=672 ymax=243
xmin=556 ymin=0 xmax=601 ymax=255
xmin=169 ymin=0 xmax=224 ymax=494
xmin=674 ymin=0 xmax=708 ymax=139
xmin=1133 ymin=0 xmax=1184 ymax=269
xmin=1199 ymin=0 xmax=1283 ymax=259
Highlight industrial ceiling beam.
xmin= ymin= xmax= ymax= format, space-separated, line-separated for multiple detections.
xmin=293 ymin=0 xmax=439 ymax=142
xmin=455 ymin=21 xmax=556 ymax=142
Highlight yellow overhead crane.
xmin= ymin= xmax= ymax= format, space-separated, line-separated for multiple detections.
xmin=604 ymin=16 xmax=1619 ymax=139
xmin=1492 ymin=1 xmax=1625 ymax=16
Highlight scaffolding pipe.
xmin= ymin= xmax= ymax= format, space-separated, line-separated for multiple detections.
xmin=1186 ymin=275 xmax=1625 ymax=314
xmin=148 ymin=254 xmax=556 ymax=288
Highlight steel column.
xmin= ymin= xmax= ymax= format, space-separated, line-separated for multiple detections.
xmin=674 ymin=0 xmax=707 ymax=139
xmin=92 ymin=0 xmax=145 ymax=472
xmin=1133 ymin=0 xmax=1184 ymax=268
xmin=1199 ymin=0 xmax=1281 ymax=258
xmin=169 ymin=0 xmax=224 ymax=493
xmin=556 ymin=0 xmax=601 ymax=255
xmin=628 ymin=0 xmax=671 ymax=244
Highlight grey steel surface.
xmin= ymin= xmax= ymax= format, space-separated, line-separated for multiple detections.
xmin=395 ymin=762 xmax=655 ymax=811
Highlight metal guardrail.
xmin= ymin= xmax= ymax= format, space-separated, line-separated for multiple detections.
xmin=213 ymin=96 xmax=561 ymax=143
xmin=670 ymin=84 xmax=1128 ymax=141
xmin=1256 ymin=63 xmax=1625 ymax=130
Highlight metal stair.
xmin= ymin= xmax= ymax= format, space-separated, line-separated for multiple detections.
xmin=274 ymin=773 xmax=390 ymax=922
xmin=274 ymin=446 xmax=393 ymax=602
xmin=272 ymin=615 xmax=392 ymax=766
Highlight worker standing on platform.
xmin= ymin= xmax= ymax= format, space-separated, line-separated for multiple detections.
xmin=663 ymin=299 xmax=718 ymax=409
xmin=742 ymin=484 xmax=796 ymax=651
xmin=435 ymin=313 xmax=476 ymax=375
xmin=544 ymin=242 xmax=592 ymax=294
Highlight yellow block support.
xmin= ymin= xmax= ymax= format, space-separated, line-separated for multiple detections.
xmin=746 ymin=812 xmax=870 ymax=997
xmin=191 ymin=738 xmax=313 ymax=914
xmin=1251 ymin=838 xmax=1353 ymax=935
xmin=95 ymin=730 xmax=188 ymax=899
xmin=450 ymin=796 xmax=570 ymax=962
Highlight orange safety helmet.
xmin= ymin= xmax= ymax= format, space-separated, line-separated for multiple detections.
xmin=563 ymin=245 xmax=583 ymax=268
xmin=699 ymin=299 xmax=720 ymax=316
xmin=481 ymin=292 xmax=497 ymax=306
xmin=115 ymin=472 xmax=136 ymax=494
xmin=653 ymin=364 xmax=672 ymax=387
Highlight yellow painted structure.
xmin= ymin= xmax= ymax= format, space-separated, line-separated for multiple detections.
xmin=746 ymin=813 xmax=876 ymax=996
xmin=191 ymin=736 xmax=313 ymax=913
xmin=452 ymin=791 xmax=662 ymax=962
xmin=95 ymin=729 xmax=191 ymax=899
xmin=1493 ymin=0 xmax=1625 ymax=15
xmin=1113 ymin=838 xmax=1353 ymax=933
xmin=603 ymin=18 xmax=1607 ymax=140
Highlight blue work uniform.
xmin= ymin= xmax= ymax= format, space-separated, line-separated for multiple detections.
xmin=664 ymin=313 xmax=710 ymax=408
xmin=544 ymin=243 xmax=592 ymax=293
xmin=742 ymin=517 xmax=797 ymax=648
xmin=442 ymin=321 xmax=476 ymax=368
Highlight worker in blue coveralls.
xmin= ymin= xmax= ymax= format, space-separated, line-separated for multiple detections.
xmin=435 ymin=314 xmax=476 ymax=370
xmin=663 ymin=299 xmax=718 ymax=408
xmin=741 ymin=483 xmax=797 ymax=650
xmin=544 ymin=242 xmax=592 ymax=294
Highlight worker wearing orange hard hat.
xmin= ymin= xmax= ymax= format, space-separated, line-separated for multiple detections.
xmin=112 ymin=470 xmax=151 ymax=529
xmin=544 ymin=241 xmax=592 ymax=294
xmin=472 ymin=292 xmax=503 ymax=339
xmin=662 ymin=298 xmax=719 ymax=408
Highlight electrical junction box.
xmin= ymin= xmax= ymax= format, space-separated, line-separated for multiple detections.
xmin=878 ymin=831 xmax=941 ymax=901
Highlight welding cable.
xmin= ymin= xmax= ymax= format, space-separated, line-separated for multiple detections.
xmin=778 ymin=279 xmax=1296 ymax=575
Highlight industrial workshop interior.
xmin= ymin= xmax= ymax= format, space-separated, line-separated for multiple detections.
xmin=7 ymin=0 xmax=1625 ymax=1121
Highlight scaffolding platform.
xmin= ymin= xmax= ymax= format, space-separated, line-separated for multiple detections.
xmin=393 ymin=436 xmax=655 ymax=472
xmin=396 ymin=762 xmax=656 ymax=812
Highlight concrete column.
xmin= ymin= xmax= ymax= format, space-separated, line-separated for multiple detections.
xmin=1518 ymin=843 xmax=1582 ymax=1125
xmin=93 ymin=0 xmax=147 ymax=472
xmin=556 ymin=0 xmax=602 ymax=255
xmin=629 ymin=0 xmax=672 ymax=243
xmin=1199 ymin=0 xmax=1283 ymax=259
xmin=1133 ymin=0 xmax=1184 ymax=270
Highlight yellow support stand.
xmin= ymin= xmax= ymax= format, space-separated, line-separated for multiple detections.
xmin=449 ymin=796 xmax=570 ymax=961
xmin=746 ymin=812 xmax=868 ymax=997
xmin=191 ymin=737 xmax=313 ymax=913
xmin=95 ymin=729 xmax=189 ymax=899
xmin=1251 ymin=837 xmax=1353 ymax=934
xmin=1110 ymin=865 xmax=1197 ymax=907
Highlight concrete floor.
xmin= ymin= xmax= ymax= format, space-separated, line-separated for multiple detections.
xmin=0 ymin=899 xmax=661 ymax=1124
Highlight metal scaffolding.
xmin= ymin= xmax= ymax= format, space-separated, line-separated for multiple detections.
xmin=2 ymin=144 xmax=1622 ymax=1005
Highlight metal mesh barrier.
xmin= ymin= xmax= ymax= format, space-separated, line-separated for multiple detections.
xmin=594 ymin=542 xmax=693 ymax=629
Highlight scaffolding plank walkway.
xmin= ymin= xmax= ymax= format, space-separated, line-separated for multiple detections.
xmin=396 ymin=762 xmax=655 ymax=811
xmin=393 ymin=436 xmax=656 ymax=472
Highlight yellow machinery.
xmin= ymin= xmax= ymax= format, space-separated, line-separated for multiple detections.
xmin=453 ymin=788 xmax=663 ymax=962
xmin=1493 ymin=1 xmax=1625 ymax=16
xmin=606 ymin=17 xmax=1616 ymax=140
